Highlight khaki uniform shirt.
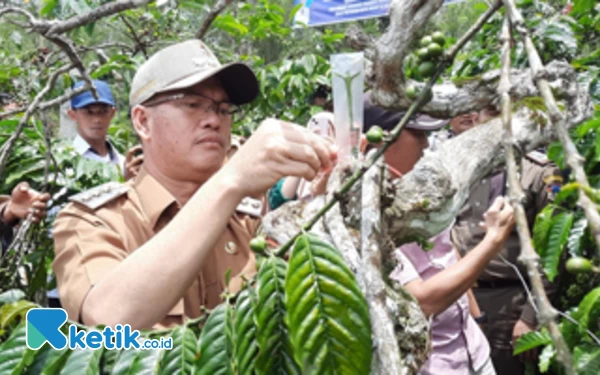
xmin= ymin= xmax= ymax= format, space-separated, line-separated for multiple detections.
xmin=53 ymin=167 xmax=259 ymax=329
xmin=452 ymin=154 xmax=562 ymax=324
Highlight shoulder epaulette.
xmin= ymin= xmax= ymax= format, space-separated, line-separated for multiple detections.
xmin=69 ymin=182 xmax=129 ymax=210
xmin=525 ymin=150 xmax=550 ymax=166
xmin=236 ymin=197 xmax=262 ymax=218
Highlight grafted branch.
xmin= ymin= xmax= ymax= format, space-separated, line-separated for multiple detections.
xmin=498 ymin=14 xmax=575 ymax=375
xmin=361 ymin=157 xmax=404 ymax=374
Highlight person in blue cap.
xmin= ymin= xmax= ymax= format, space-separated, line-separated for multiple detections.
xmin=68 ymin=79 xmax=143 ymax=179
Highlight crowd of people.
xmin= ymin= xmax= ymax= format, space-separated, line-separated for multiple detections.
xmin=0 ymin=38 xmax=563 ymax=375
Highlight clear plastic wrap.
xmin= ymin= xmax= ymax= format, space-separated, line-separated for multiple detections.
xmin=331 ymin=52 xmax=364 ymax=162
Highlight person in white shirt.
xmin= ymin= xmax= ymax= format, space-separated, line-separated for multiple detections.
xmin=68 ymin=79 xmax=142 ymax=179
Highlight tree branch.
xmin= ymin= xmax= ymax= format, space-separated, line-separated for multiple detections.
xmin=0 ymin=7 xmax=51 ymax=30
xmin=0 ymin=63 xmax=74 ymax=178
xmin=498 ymin=14 xmax=575 ymax=375
xmin=360 ymin=156 xmax=404 ymax=375
xmin=195 ymin=0 xmax=234 ymax=39
xmin=119 ymin=14 xmax=148 ymax=58
xmin=370 ymin=0 xmax=504 ymax=116
xmin=504 ymin=0 xmax=600 ymax=256
xmin=45 ymin=34 xmax=96 ymax=99
xmin=45 ymin=0 xmax=152 ymax=36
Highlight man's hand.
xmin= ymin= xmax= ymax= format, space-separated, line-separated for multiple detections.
xmin=3 ymin=182 xmax=50 ymax=225
xmin=223 ymin=119 xmax=338 ymax=198
xmin=512 ymin=319 xmax=538 ymax=362
xmin=481 ymin=196 xmax=515 ymax=246
xmin=124 ymin=145 xmax=144 ymax=180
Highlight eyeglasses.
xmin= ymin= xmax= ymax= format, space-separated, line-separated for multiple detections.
xmin=142 ymin=93 xmax=241 ymax=118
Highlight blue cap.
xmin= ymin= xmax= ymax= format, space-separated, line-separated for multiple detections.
xmin=70 ymin=80 xmax=115 ymax=109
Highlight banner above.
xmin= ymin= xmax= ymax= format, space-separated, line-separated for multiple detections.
xmin=294 ymin=0 xmax=466 ymax=27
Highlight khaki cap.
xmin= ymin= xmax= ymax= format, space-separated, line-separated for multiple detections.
xmin=129 ymin=39 xmax=259 ymax=107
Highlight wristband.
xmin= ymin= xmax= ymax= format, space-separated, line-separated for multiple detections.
xmin=474 ymin=311 xmax=488 ymax=324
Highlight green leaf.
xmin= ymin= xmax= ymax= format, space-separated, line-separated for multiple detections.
xmin=132 ymin=348 xmax=164 ymax=375
xmin=288 ymin=3 xmax=302 ymax=23
xmin=99 ymin=346 xmax=120 ymax=374
xmin=233 ymin=288 xmax=258 ymax=375
xmin=111 ymin=349 xmax=140 ymax=375
xmin=40 ymin=0 xmax=59 ymax=16
xmin=301 ymin=55 xmax=317 ymax=76
xmin=60 ymin=347 xmax=103 ymax=375
xmin=547 ymin=142 xmax=565 ymax=168
xmin=214 ymin=15 xmax=249 ymax=36
xmin=91 ymin=62 xmax=121 ymax=79
xmin=5 ymin=158 xmax=46 ymax=187
xmin=285 ymin=235 xmax=372 ymax=374
xmin=255 ymin=257 xmax=300 ymax=375
xmin=158 ymin=324 xmax=196 ymax=375
xmin=553 ymin=182 xmax=581 ymax=206
xmin=0 ymin=324 xmax=36 ymax=375
xmin=567 ymin=217 xmax=588 ymax=257
xmin=538 ymin=345 xmax=555 ymax=373
xmin=0 ymin=290 xmax=25 ymax=305
xmin=575 ymin=345 xmax=600 ymax=374
xmin=40 ymin=348 xmax=71 ymax=375
xmin=0 ymin=300 xmax=38 ymax=330
xmin=577 ymin=287 xmax=600 ymax=332
xmin=322 ymin=32 xmax=346 ymax=45
xmin=196 ymin=303 xmax=234 ymax=375
xmin=513 ymin=330 xmax=552 ymax=355
xmin=113 ymin=347 xmax=164 ymax=375
xmin=532 ymin=204 xmax=556 ymax=254
xmin=542 ymin=212 xmax=574 ymax=282
xmin=84 ymin=22 xmax=96 ymax=37
xmin=575 ymin=115 xmax=600 ymax=139
xmin=572 ymin=0 xmax=595 ymax=16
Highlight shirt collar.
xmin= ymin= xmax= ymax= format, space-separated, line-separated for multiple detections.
xmin=73 ymin=134 xmax=119 ymax=160
xmin=73 ymin=134 xmax=92 ymax=155
xmin=133 ymin=167 xmax=178 ymax=230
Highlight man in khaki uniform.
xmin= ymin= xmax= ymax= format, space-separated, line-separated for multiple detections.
xmin=52 ymin=40 xmax=336 ymax=330
xmin=450 ymin=107 xmax=562 ymax=374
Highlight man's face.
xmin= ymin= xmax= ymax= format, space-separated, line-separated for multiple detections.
xmin=450 ymin=112 xmax=478 ymax=135
xmin=136 ymin=77 xmax=235 ymax=183
xmin=68 ymin=103 xmax=115 ymax=143
xmin=383 ymin=128 xmax=429 ymax=177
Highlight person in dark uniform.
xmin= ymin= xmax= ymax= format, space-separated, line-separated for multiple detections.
xmin=450 ymin=106 xmax=562 ymax=374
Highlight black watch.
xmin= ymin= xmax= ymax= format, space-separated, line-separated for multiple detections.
xmin=474 ymin=312 xmax=488 ymax=324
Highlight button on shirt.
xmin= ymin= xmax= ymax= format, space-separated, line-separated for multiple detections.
xmin=52 ymin=167 xmax=259 ymax=329
xmin=390 ymin=227 xmax=490 ymax=374
xmin=72 ymin=134 xmax=125 ymax=169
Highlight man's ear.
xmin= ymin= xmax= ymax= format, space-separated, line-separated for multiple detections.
xmin=67 ymin=108 xmax=77 ymax=121
xmin=108 ymin=107 xmax=116 ymax=121
xmin=131 ymin=105 xmax=150 ymax=142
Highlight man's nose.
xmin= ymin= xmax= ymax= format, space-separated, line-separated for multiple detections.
xmin=199 ymin=110 xmax=222 ymax=129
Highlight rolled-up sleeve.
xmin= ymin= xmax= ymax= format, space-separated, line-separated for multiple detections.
xmin=52 ymin=207 xmax=128 ymax=322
